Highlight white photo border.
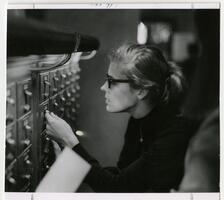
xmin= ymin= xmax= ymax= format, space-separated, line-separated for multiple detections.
xmin=1 ymin=1 xmax=223 ymax=200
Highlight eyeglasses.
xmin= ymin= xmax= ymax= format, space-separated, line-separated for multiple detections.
xmin=106 ymin=74 xmax=132 ymax=88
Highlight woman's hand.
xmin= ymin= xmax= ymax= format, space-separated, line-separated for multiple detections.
xmin=45 ymin=111 xmax=79 ymax=148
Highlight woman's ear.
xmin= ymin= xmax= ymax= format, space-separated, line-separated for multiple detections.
xmin=136 ymin=88 xmax=149 ymax=100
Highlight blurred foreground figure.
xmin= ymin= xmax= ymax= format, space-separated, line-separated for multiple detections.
xmin=179 ymin=108 xmax=219 ymax=192
xmin=178 ymin=10 xmax=220 ymax=192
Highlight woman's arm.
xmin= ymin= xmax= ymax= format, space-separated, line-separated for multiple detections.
xmin=73 ymin=143 xmax=154 ymax=192
xmin=45 ymin=112 xmax=152 ymax=192
xmin=45 ymin=111 xmax=190 ymax=192
xmin=76 ymin=127 xmax=190 ymax=193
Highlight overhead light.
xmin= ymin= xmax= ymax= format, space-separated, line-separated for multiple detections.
xmin=76 ymin=130 xmax=85 ymax=137
xmin=137 ymin=22 xmax=148 ymax=44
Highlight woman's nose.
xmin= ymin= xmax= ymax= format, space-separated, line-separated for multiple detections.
xmin=100 ymin=81 xmax=107 ymax=91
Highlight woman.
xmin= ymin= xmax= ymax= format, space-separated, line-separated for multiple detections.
xmin=45 ymin=43 xmax=193 ymax=192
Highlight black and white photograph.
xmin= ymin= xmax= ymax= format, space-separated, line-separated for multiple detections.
xmin=4 ymin=3 xmax=220 ymax=198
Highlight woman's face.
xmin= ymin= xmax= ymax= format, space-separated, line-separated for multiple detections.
xmin=100 ymin=62 xmax=139 ymax=113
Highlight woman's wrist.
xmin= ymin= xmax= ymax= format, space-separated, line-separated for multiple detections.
xmin=64 ymin=134 xmax=79 ymax=148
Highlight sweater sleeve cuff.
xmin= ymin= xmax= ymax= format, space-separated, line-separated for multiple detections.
xmin=72 ymin=144 xmax=99 ymax=165
xmin=72 ymin=143 xmax=86 ymax=156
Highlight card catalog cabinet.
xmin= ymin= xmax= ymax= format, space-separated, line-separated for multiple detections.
xmin=6 ymin=12 xmax=99 ymax=191
xmin=6 ymin=56 xmax=81 ymax=191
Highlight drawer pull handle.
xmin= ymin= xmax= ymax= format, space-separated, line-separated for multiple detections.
xmin=6 ymin=138 xmax=16 ymax=145
xmin=8 ymin=177 xmax=16 ymax=184
xmin=66 ymin=80 xmax=71 ymax=85
xmin=24 ymin=90 xmax=32 ymax=97
xmin=44 ymin=80 xmax=51 ymax=86
xmin=61 ymin=74 xmax=66 ymax=79
xmin=54 ymin=77 xmax=59 ymax=82
xmin=22 ymin=139 xmax=30 ymax=146
xmin=25 ymin=160 xmax=32 ymax=166
xmin=60 ymin=97 xmax=65 ymax=102
xmin=24 ymin=90 xmax=32 ymax=112
xmin=24 ymin=105 xmax=31 ymax=112
xmin=66 ymin=92 xmax=71 ymax=98
xmin=53 ymin=102 xmax=59 ymax=107
xmin=67 ymin=72 xmax=72 ymax=76
xmin=24 ymin=124 xmax=31 ymax=131
xmin=7 ymin=97 xmax=15 ymax=105
xmin=53 ymin=88 xmax=58 ymax=93
xmin=21 ymin=174 xmax=31 ymax=180
xmin=46 ymin=165 xmax=50 ymax=169
xmin=44 ymin=93 xmax=49 ymax=98
xmin=6 ymin=153 xmax=14 ymax=161
xmin=6 ymin=115 xmax=14 ymax=124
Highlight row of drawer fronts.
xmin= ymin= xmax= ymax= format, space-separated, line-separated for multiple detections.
xmin=6 ymin=126 xmax=58 ymax=191
xmin=17 ymin=79 xmax=32 ymax=119
xmin=6 ymin=64 xmax=80 ymax=122
xmin=6 ymin=81 xmax=32 ymax=125
xmin=39 ymin=65 xmax=80 ymax=103
xmin=6 ymin=63 xmax=81 ymax=191
xmin=5 ymin=147 xmax=33 ymax=192
xmin=6 ymin=114 xmax=33 ymax=165
xmin=6 ymin=82 xmax=16 ymax=125
xmin=6 ymin=134 xmax=59 ymax=191
xmin=49 ymin=92 xmax=79 ymax=118
xmin=40 ymin=133 xmax=56 ymax=177
xmin=5 ymin=65 xmax=79 ymax=192
xmin=7 ymin=78 xmax=80 ymax=124
xmin=6 ymin=79 xmax=33 ymax=123
xmin=5 ymin=123 xmax=17 ymax=166
xmin=6 ymin=92 xmax=79 ymax=166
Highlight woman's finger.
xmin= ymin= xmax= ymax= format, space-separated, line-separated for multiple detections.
xmin=45 ymin=132 xmax=64 ymax=146
xmin=46 ymin=124 xmax=63 ymax=144
xmin=45 ymin=128 xmax=56 ymax=138
xmin=45 ymin=112 xmax=53 ymax=123
xmin=50 ymin=112 xmax=58 ymax=118
xmin=45 ymin=130 xmax=54 ymax=139
xmin=50 ymin=112 xmax=61 ymax=120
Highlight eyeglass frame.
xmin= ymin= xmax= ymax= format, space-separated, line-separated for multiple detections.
xmin=106 ymin=74 xmax=133 ymax=89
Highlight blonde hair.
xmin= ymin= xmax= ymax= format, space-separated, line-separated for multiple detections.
xmin=109 ymin=43 xmax=186 ymax=106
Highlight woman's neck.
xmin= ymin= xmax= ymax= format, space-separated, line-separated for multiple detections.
xmin=131 ymin=101 xmax=154 ymax=119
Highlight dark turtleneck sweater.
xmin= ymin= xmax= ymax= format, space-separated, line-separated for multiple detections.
xmin=73 ymin=105 xmax=194 ymax=192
